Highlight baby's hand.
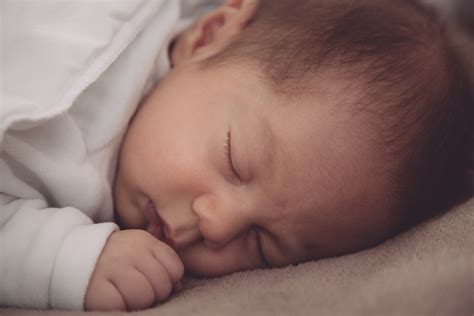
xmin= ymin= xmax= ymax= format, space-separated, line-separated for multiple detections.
xmin=84 ymin=230 xmax=184 ymax=311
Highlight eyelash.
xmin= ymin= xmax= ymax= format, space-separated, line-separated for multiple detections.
xmin=225 ymin=130 xmax=240 ymax=180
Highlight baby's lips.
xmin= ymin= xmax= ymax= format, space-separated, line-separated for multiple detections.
xmin=144 ymin=200 xmax=165 ymax=240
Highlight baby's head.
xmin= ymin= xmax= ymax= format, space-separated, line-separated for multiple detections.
xmin=113 ymin=0 xmax=473 ymax=276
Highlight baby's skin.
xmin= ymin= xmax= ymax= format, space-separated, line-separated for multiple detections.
xmin=86 ymin=0 xmax=400 ymax=310
xmin=84 ymin=230 xmax=183 ymax=310
xmin=85 ymin=1 xmax=258 ymax=310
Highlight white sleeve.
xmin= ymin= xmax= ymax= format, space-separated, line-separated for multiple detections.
xmin=0 ymin=194 xmax=118 ymax=310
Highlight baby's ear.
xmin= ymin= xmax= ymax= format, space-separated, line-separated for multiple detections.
xmin=171 ymin=0 xmax=258 ymax=66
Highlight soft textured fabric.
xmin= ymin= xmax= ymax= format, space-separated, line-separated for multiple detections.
xmin=1 ymin=0 xmax=181 ymax=310
xmin=1 ymin=197 xmax=473 ymax=315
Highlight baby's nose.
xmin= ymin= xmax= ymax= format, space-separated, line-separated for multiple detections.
xmin=161 ymin=214 xmax=200 ymax=250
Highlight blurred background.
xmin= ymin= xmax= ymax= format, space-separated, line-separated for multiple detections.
xmin=422 ymin=0 xmax=474 ymax=35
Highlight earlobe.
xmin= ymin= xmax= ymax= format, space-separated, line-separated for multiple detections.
xmin=170 ymin=0 xmax=259 ymax=66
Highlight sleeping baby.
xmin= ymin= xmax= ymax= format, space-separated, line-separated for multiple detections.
xmin=1 ymin=0 xmax=472 ymax=312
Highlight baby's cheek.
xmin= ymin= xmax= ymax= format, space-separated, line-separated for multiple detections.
xmin=113 ymin=179 xmax=146 ymax=229
xmin=179 ymin=238 xmax=260 ymax=277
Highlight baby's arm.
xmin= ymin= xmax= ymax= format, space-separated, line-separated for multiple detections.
xmin=0 ymin=193 xmax=183 ymax=311
xmin=0 ymin=192 xmax=117 ymax=309
xmin=85 ymin=230 xmax=184 ymax=311
xmin=0 ymin=157 xmax=183 ymax=312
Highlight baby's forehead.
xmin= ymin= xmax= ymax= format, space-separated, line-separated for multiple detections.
xmin=258 ymin=92 xmax=392 ymax=201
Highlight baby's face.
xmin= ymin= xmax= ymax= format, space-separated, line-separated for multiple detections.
xmin=114 ymin=62 xmax=396 ymax=276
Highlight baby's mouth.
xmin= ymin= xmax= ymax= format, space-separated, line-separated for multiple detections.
xmin=144 ymin=200 xmax=165 ymax=241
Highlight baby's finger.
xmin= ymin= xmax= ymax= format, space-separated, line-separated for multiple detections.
xmin=152 ymin=240 xmax=185 ymax=284
xmin=136 ymin=254 xmax=173 ymax=302
xmin=112 ymin=268 xmax=155 ymax=311
xmin=84 ymin=279 xmax=126 ymax=311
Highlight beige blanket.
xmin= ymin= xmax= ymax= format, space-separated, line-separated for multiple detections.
xmin=2 ymin=197 xmax=473 ymax=316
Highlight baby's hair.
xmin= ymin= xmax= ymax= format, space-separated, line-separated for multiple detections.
xmin=205 ymin=0 xmax=473 ymax=228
